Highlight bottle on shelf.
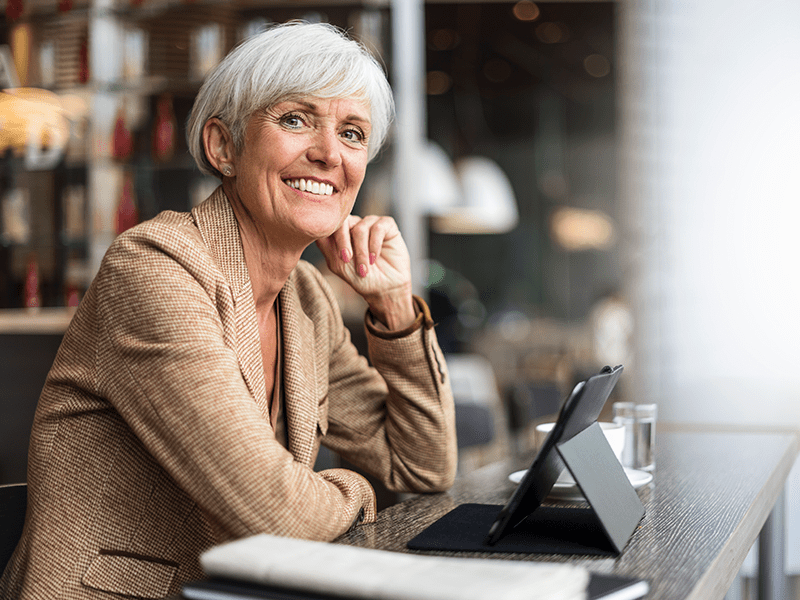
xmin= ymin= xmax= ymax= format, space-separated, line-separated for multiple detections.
xmin=114 ymin=172 xmax=139 ymax=235
xmin=112 ymin=103 xmax=134 ymax=162
xmin=65 ymin=283 xmax=80 ymax=308
xmin=152 ymin=94 xmax=176 ymax=163
xmin=24 ymin=252 xmax=40 ymax=310
xmin=79 ymin=35 xmax=90 ymax=84
xmin=5 ymin=0 xmax=23 ymax=22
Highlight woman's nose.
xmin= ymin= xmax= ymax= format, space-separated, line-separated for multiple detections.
xmin=307 ymin=129 xmax=342 ymax=167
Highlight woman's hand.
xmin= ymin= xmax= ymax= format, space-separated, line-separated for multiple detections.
xmin=316 ymin=215 xmax=416 ymax=331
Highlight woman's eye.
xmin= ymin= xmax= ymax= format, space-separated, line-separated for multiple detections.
xmin=281 ymin=114 xmax=304 ymax=129
xmin=342 ymin=128 xmax=365 ymax=143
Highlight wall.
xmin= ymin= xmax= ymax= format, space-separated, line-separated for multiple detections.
xmin=621 ymin=0 xmax=800 ymax=573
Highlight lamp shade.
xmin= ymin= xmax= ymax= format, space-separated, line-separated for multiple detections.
xmin=419 ymin=142 xmax=519 ymax=235
xmin=418 ymin=141 xmax=461 ymax=214
xmin=430 ymin=155 xmax=519 ymax=234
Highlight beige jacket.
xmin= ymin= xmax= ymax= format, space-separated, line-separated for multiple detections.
xmin=0 ymin=188 xmax=457 ymax=600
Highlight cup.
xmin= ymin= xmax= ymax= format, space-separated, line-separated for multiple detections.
xmin=613 ymin=402 xmax=657 ymax=472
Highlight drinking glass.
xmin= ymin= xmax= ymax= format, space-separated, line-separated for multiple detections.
xmin=612 ymin=402 xmax=636 ymax=469
xmin=634 ymin=403 xmax=657 ymax=472
xmin=613 ymin=401 xmax=657 ymax=472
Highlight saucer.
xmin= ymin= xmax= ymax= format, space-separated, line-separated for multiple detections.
xmin=508 ymin=467 xmax=653 ymax=502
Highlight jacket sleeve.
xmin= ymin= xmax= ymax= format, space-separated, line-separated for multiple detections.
xmin=93 ymin=226 xmax=376 ymax=543
xmin=305 ymin=266 xmax=458 ymax=494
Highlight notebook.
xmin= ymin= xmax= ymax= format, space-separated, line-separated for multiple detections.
xmin=190 ymin=533 xmax=589 ymax=600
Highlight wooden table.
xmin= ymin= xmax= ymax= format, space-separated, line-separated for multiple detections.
xmin=335 ymin=426 xmax=799 ymax=600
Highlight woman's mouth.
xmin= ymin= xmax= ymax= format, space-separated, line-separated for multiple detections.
xmin=284 ymin=178 xmax=335 ymax=197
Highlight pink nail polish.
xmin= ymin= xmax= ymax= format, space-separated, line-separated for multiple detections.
xmin=369 ymin=253 xmax=376 ymax=265
xmin=341 ymin=248 xmax=351 ymax=263
xmin=358 ymin=264 xmax=367 ymax=278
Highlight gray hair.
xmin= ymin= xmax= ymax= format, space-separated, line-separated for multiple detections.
xmin=187 ymin=21 xmax=394 ymax=177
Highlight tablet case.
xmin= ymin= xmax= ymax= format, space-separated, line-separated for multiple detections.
xmin=408 ymin=366 xmax=645 ymax=556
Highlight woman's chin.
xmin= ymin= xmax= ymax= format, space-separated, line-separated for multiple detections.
xmin=291 ymin=209 xmax=350 ymax=242
xmin=293 ymin=220 xmax=342 ymax=245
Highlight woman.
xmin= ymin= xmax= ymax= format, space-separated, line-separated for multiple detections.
xmin=1 ymin=22 xmax=457 ymax=600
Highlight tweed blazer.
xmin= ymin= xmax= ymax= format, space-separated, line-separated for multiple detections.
xmin=0 ymin=188 xmax=457 ymax=600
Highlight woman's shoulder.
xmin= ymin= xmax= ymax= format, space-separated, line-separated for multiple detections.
xmin=99 ymin=210 xmax=218 ymax=283
xmin=107 ymin=211 xmax=204 ymax=254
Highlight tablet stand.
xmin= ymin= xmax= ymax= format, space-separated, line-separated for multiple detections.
xmin=407 ymin=422 xmax=645 ymax=556
xmin=555 ymin=422 xmax=645 ymax=553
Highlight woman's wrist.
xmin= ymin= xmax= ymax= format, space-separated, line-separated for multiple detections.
xmin=365 ymin=286 xmax=416 ymax=331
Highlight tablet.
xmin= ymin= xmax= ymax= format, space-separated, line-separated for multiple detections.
xmin=484 ymin=365 xmax=623 ymax=546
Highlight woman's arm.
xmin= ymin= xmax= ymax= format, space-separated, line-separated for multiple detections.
xmin=309 ymin=212 xmax=459 ymax=492
xmin=322 ymin=297 xmax=458 ymax=493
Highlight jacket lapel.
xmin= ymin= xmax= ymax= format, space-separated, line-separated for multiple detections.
xmin=191 ymin=187 xmax=319 ymax=464
xmin=279 ymin=275 xmax=319 ymax=467
xmin=191 ymin=188 xmax=269 ymax=422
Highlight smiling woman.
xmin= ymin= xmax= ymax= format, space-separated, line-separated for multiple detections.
xmin=0 ymin=21 xmax=457 ymax=600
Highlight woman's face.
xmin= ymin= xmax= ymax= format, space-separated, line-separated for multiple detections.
xmin=228 ymin=96 xmax=371 ymax=246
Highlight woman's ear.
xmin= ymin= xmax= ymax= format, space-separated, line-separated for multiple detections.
xmin=202 ymin=118 xmax=236 ymax=177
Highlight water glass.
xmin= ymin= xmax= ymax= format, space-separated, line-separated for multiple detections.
xmin=612 ymin=402 xmax=636 ymax=468
xmin=633 ymin=404 xmax=657 ymax=472
xmin=613 ymin=402 xmax=657 ymax=472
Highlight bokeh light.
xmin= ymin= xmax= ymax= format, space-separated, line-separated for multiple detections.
xmin=428 ymin=28 xmax=460 ymax=52
xmin=513 ymin=1 xmax=540 ymax=22
xmin=584 ymin=53 xmax=611 ymax=78
xmin=535 ymin=22 xmax=568 ymax=44
xmin=426 ymin=70 xmax=452 ymax=95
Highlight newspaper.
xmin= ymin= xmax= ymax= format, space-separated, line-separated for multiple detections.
xmin=199 ymin=533 xmax=588 ymax=600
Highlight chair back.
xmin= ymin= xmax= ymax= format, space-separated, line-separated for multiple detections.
xmin=455 ymin=403 xmax=495 ymax=448
xmin=446 ymin=353 xmax=501 ymax=450
xmin=0 ymin=483 xmax=27 ymax=575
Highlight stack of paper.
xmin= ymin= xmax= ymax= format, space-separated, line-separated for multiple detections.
xmin=197 ymin=534 xmax=589 ymax=600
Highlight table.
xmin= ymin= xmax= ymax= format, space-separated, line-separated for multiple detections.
xmin=334 ymin=426 xmax=799 ymax=600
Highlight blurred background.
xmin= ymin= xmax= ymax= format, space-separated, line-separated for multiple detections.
xmin=1 ymin=0 xmax=798 ymax=595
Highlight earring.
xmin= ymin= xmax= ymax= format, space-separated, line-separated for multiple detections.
xmin=222 ymin=165 xmax=232 ymax=177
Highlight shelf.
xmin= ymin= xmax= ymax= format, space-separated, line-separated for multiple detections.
xmin=1 ymin=0 xmax=393 ymax=311
xmin=0 ymin=307 xmax=75 ymax=334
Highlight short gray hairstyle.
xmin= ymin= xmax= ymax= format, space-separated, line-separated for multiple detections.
xmin=187 ymin=21 xmax=395 ymax=177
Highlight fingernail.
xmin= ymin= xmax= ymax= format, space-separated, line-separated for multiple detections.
xmin=369 ymin=253 xmax=376 ymax=265
xmin=341 ymin=248 xmax=351 ymax=263
xmin=358 ymin=264 xmax=367 ymax=278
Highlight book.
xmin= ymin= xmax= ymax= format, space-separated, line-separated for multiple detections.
xmin=195 ymin=533 xmax=591 ymax=600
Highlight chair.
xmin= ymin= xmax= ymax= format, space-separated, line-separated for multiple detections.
xmin=455 ymin=403 xmax=495 ymax=449
xmin=447 ymin=353 xmax=500 ymax=451
xmin=0 ymin=483 xmax=27 ymax=575
xmin=445 ymin=353 xmax=511 ymax=472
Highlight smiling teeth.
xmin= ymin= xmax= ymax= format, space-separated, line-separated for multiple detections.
xmin=286 ymin=179 xmax=334 ymax=196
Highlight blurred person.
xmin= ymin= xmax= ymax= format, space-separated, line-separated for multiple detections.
xmin=1 ymin=22 xmax=457 ymax=600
